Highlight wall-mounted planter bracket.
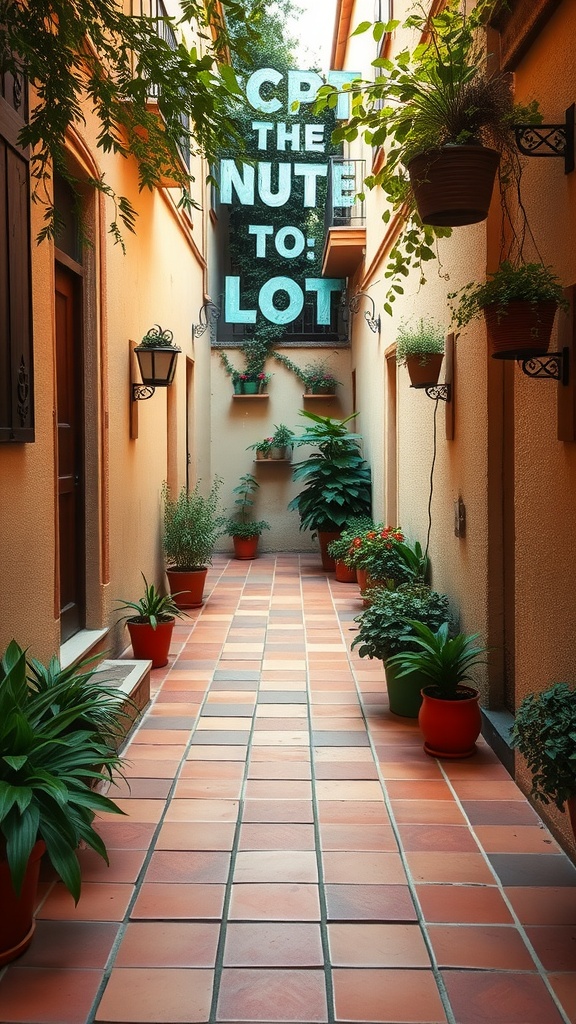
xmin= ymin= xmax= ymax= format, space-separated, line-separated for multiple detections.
xmin=514 ymin=104 xmax=575 ymax=174
xmin=519 ymin=348 xmax=570 ymax=384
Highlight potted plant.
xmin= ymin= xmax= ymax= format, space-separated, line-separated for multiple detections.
xmin=272 ymin=352 xmax=341 ymax=394
xmin=510 ymin=683 xmax=576 ymax=835
xmin=223 ymin=473 xmax=270 ymax=559
xmin=396 ymin=319 xmax=445 ymax=388
xmin=116 ymin=574 xmax=185 ymax=668
xmin=346 ymin=525 xmax=427 ymax=600
xmin=316 ymin=1 xmax=542 ymax=314
xmin=0 ymin=641 xmax=126 ymax=965
xmin=449 ymin=260 xmax=569 ymax=360
xmin=387 ymin=620 xmax=487 ymax=754
xmin=327 ymin=521 xmax=373 ymax=583
xmin=162 ymin=477 xmax=224 ymax=608
xmin=288 ymin=410 xmax=372 ymax=570
xmin=219 ymin=338 xmax=273 ymax=394
xmin=269 ymin=423 xmax=294 ymax=460
xmin=352 ymin=585 xmax=449 ymax=717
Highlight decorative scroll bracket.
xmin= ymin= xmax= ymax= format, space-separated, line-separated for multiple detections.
xmin=514 ymin=104 xmax=575 ymax=174
xmin=349 ymin=292 xmax=381 ymax=334
xmin=424 ymin=383 xmax=451 ymax=402
xmin=132 ymin=384 xmax=156 ymax=401
xmin=193 ymin=301 xmax=221 ymax=339
xmin=518 ymin=348 xmax=570 ymax=385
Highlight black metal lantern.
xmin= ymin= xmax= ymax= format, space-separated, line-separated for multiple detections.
xmin=133 ymin=326 xmax=181 ymax=400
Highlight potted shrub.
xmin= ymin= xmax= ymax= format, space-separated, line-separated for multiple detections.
xmin=510 ymin=683 xmax=576 ymax=835
xmin=248 ymin=436 xmax=274 ymax=461
xmin=327 ymin=527 xmax=368 ymax=583
xmin=352 ymin=585 xmax=449 ymax=717
xmin=288 ymin=411 xmax=372 ymax=570
xmin=387 ymin=620 xmax=487 ymax=754
xmin=449 ymin=260 xmax=569 ymax=360
xmin=223 ymin=473 xmax=270 ymax=559
xmin=269 ymin=423 xmax=294 ymax=460
xmin=219 ymin=338 xmax=273 ymax=394
xmin=162 ymin=477 xmax=224 ymax=608
xmin=396 ymin=319 xmax=445 ymax=388
xmin=346 ymin=525 xmax=427 ymax=600
xmin=316 ymin=1 xmax=542 ymax=314
xmin=0 ymin=641 xmax=126 ymax=965
xmin=116 ymin=574 xmax=185 ymax=668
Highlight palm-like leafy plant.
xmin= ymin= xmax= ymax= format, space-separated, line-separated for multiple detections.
xmin=0 ymin=641 xmax=125 ymax=901
xmin=387 ymin=620 xmax=486 ymax=699
xmin=288 ymin=411 xmax=372 ymax=533
xmin=116 ymin=574 xmax=185 ymax=629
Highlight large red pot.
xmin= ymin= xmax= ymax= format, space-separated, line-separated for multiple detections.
xmin=317 ymin=530 xmax=341 ymax=571
xmin=233 ymin=535 xmax=260 ymax=560
xmin=484 ymin=301 xmax=558 ymax=360
xmin=127 ymin=617 xmax=175 ymax=668
xmin=166 ymin=567 xmax=208 ymax=608
xmin=418 ymin=685 xmax=482 ymax=758
xmin=335 ymin=560 xmax=357 ymax=583
xmin=407 ymin=145 xmax=500 ymax=226
xmin=0 ymin=840 xmax=45 ymax=966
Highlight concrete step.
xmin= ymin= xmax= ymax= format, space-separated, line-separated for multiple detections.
xmin=95 ymin=658 xmax=151 ymax=750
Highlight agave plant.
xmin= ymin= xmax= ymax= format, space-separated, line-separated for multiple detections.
xmin=0 ymin=641 xmax=125 ymax=901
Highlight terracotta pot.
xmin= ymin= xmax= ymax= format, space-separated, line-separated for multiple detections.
xmin=408 ymin=145 xmax=500 ymax=227
xmin=127 ymin=618 xmax=174 ymax=668
xmin=385 ymin=659 xmax=427 ymax=718
xmin=166 ymin=567 xmax=208 ymax=608
xmin=233 ymin=535 xmax=260 ymax=559
xmin=484 ymin=301 xmax=558 ymax=360
xmin=270 ymin=445 xmax=287 ymax=460
xmin=418 ymin=684 xmax=482 ymax=758
xmin=335 ymin=560 xmax=357 ymax=583
xmin=405 ymin=353 xmax=444 ymax=389
xmin=0 ymin=840 xmax=45 ymax=966
xmin=317 ymin=530 xmax=341 ymax=571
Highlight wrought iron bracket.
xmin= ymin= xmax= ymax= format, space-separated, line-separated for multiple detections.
xmin=132 ymin=384 xmax=156 ymax=401
xmin=349 ymin=292 xmax=381 ymax=334
xmin=518 ymin=348 xmax=570 ymax=385
xmin=423 ymin=383 xmax=451 ymax=402
xmin=514 ymin=104 xmax=575 ymax=174
xmin=193 ymin=301 xmax=221 ymax=339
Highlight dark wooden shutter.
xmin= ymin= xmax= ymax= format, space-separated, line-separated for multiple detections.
xmin=0 ymin=70 xmax=34 ymax=443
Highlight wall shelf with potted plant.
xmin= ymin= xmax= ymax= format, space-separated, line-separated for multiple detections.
xmin=272 ymin=352 xmax=341 ymax=397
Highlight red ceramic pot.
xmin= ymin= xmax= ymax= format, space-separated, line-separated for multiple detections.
xmin=418 ymin=684 xmax=481 ymax=758
xmin=233 ymin=535 xmax=260 ymax=559
xmin=317 ymin=530 xmax=341 ymax=571
xmin=127 ymin=617 xmax=175 ymax=668
xmin=0 ymin=840 xmax=45 ymax=966
xmin=335 ymin=560 xmax=357 ymax=583
xmin=166 ymin=567 xmax=208 ymax=608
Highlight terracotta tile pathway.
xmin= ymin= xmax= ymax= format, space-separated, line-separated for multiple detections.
xmin=2 ymin=554 xmax=576 ymax=1023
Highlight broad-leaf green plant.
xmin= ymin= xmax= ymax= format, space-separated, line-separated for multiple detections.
xmin=387 ymin=620 xmax=487 ymax=700
xmin=510 ymin=683 xmax=576 ymax=812
xmin=352 ymin=585 xmax=449 ymax=662
xmin=116 ymin=573 xmax=185 ymax=629
xmin=162 ymin=478 xmax=224 ymax=570
xmin=0 ymin=641 xmax=125 ymax=901
xmin=224 ymin=473 xmax=270 ymax=539
xmin=288 ymin=411 xmax=372 ymax=533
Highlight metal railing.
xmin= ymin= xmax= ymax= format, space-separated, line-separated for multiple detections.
xmin=324 ymin=157 xmax=366 ymax=231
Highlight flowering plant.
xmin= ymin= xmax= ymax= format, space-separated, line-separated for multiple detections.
xmin=345 ymin=524 xmax=426 ymax=585
xmin=247 ymin=436 xmax=274 ymax=456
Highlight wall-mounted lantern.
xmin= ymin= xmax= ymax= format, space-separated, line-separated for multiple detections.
xmin=132 ymin=325 xmax=181 ymax=401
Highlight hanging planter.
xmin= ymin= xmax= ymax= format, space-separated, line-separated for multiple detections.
xmin=407 ymin=145 xmax=500 ymax=227
xmin=484 ymin=301 xmax=558 ymax=359
xmin=405 ymin=353 xmax=444 ymax=388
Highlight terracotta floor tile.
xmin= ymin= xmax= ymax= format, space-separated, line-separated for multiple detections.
xmin=38 ymin=882 xmax=134 ymax=921
xmin=223 ymin=922 xmax=324 ymax=966
xmin=385 ymin=779 xmax=455 ymax=801
xmin=131 ymin=882 xmax=225 ymax=919
xmin=315 ymin=780 xmax=383 ymax=801
xmin=332 ymin=968 xmax=447 ymax=1022
xmin=165 ymin=798 xmax=239 ymax=822
xmin=95 ymin=967 xmax=214 ymax=1023
xmin=314 ymin=747 xmax=373 ymax=761
xmin=320 ymin=823 xmax=398 ymax=852
xmin=390 ymin=799 xmax=466 ymax=825
xmin=549 ymin=974 xmax=576 ymax=1024
xmin=448 ymin=780 xmax=528 ymax=801
xmin=396 ymin=823 xmax=479 ymax=853
xmin=462 ymin=799 xmax=541 ymax=825
xmin=0 ymin=968 xmax=103 ymax=1024
xmin=525 ymin=924 xmax=576 ymax=969
xmin=13 ymin=921 xmax=119 ymax=968
xmin=242 ymin=799 xmax=313 ymax=823
xmin=474 ymin=824 xmax=562 ymax=853
xmin=233 ymin=850 xmax=318 ymax=883
xmin=328 ymin=923 xmax=431 ymax=967
xmin=145 ymin=850 xmax=231 ymax=883
xmin=228 ymin=883 xmax=320 ymax=920
xmin=173 ymin=778 xmax=243 ymax=798
xmin=416 ymin=884 xmax=514 ymax=924
xmin=114 ymin=921 xmax=220 ymax=967
xmin=187 ymin=745 xmax=247 ymax=760
xmin=109 ymin=778 xmax=172 ymax=799
xmin=489 ymin=853 xmax=576 ymax=887
xmin=504 ymin=886 xmax=576 ymax=924
xmin=441 ymin=970 xmax=565 ymax=1024
xmin=317 ymin=801 xmax=390 ymax=825
xmin=217 ymin=967 xmax=327 ymax=1022
xmin=244 ymin=779 xmax=312 ymax=799
xmin=375 ymin=761 xmax=444 ymax=780
xmin=247 ymin=761 xmax=312 ymax=780
xmin=238 ymin=823 xmax=316 ymax=850
xmin=94 ymin=822 xmax=156 ymax=849
xmin=75 ymin=848 xmax=147 ymax=883
xmin=405 ymin=852 xmax=496 ymax=885
xmin=155 ymin=821 xmax=235 ymax=850
xmin=429 ymin=924 xmax=537 ymax=970
xmin=323 ymin=851 xmax=406 ymax=884
xmin=314 ymin=761 xmax=379 ymax=780
xmin=325 ymin=884 xmax=418 ymax=922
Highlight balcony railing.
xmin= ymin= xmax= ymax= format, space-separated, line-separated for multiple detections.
xmin=324 ymin=157 xmax=366 ymax=232
xmin=128 ymin=0 xmax=190 ymax=171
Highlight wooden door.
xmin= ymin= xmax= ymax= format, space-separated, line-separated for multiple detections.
xmin=55 ymin=264 xmax=85 ymax=641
